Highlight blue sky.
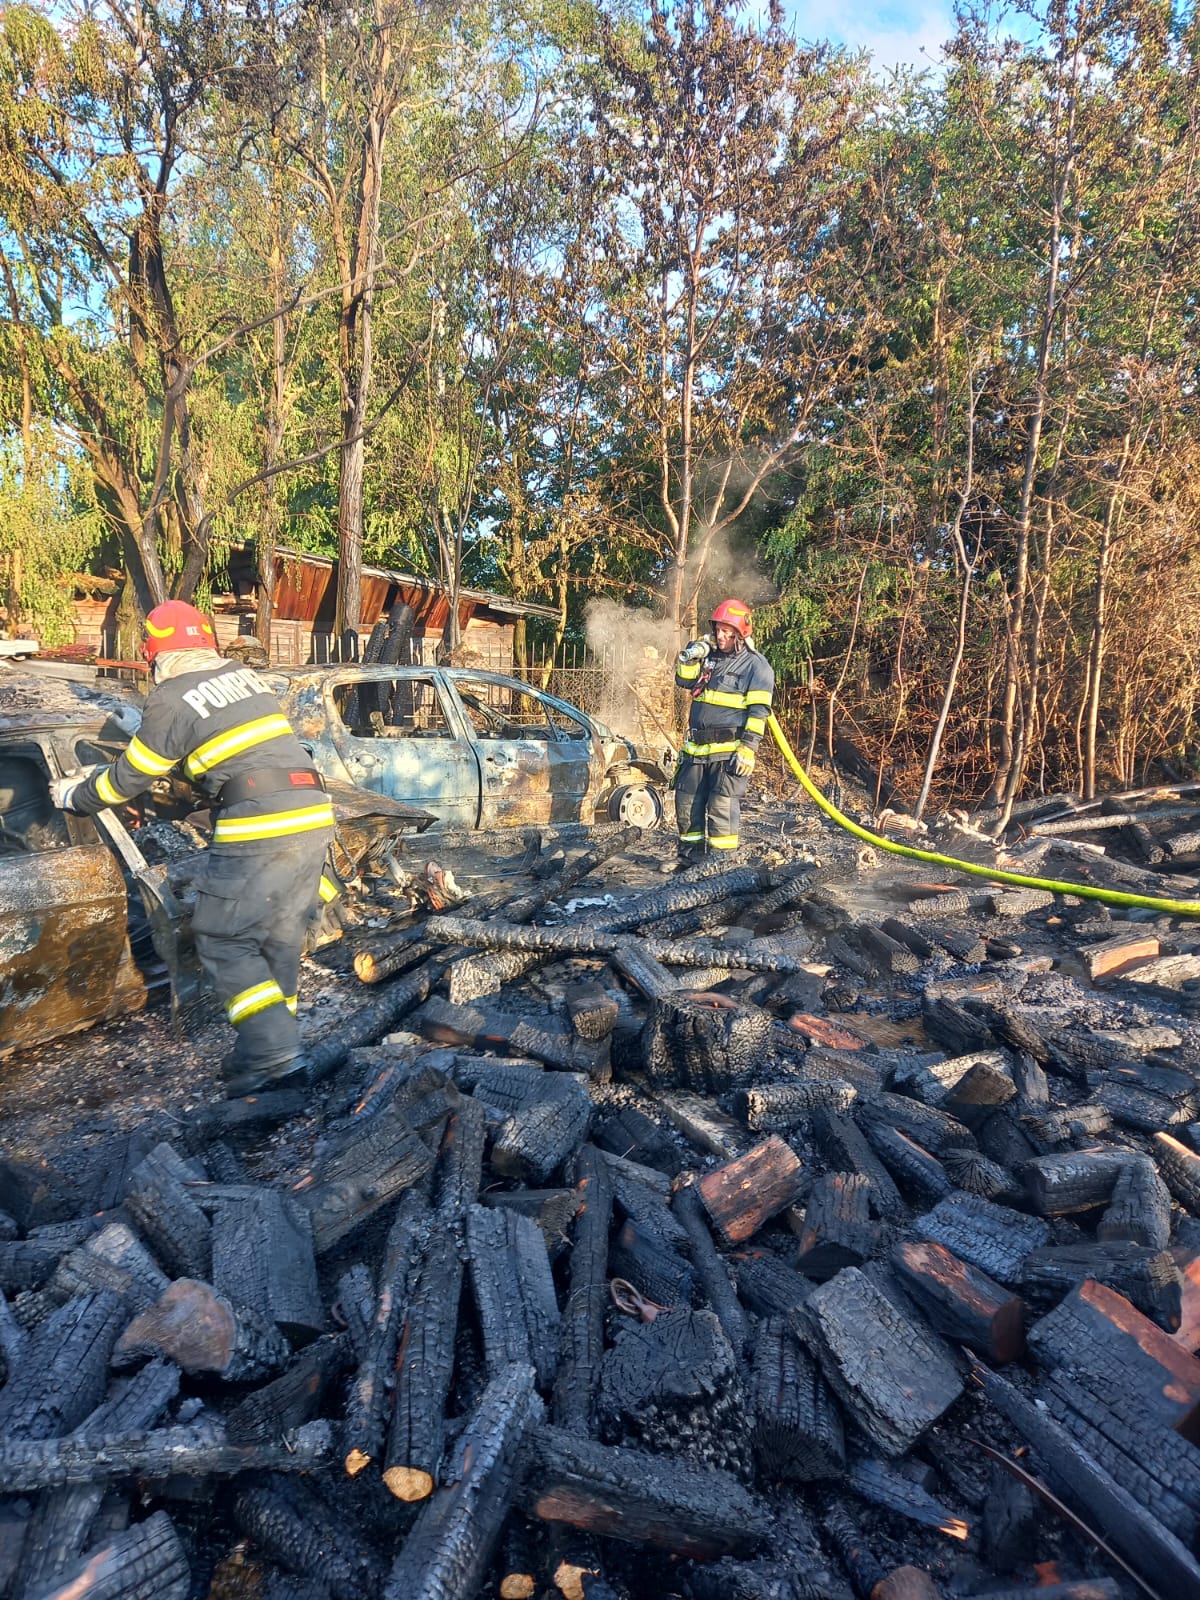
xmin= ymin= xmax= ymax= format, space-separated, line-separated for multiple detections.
xmin=775 ymin=0 xmax=958 ymax=71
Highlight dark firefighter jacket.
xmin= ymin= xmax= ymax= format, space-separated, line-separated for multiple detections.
xmin=675 ymin=642 xmax=775 ymax=760
xmin=72 ymin=662 xmax=334 ymax=845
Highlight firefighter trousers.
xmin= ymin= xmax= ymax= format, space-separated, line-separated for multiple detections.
xmin=673 ymin=755 xmax=749 ymax=855
xmin=191 ymin=832 xmax=331 ymax=1076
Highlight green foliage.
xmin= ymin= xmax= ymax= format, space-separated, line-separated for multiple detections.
xmin=0 ymin=426 xmax=103 ymax=641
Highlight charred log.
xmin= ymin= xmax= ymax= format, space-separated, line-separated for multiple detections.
xmin=597 ymin=1307 xmax=748 ymax=1478
xmin=211 ymin=1190 xmax=322 ymax=1340
xmin=566 ymin=982 xmax=620 ymax=1042
xmin=124 ymin=1165 xmax=211 ymax=1283
xmin=11 ymin=1359 xmax=181 ymax=1600
xmin=610 ymin=1218 xmax=695 ymax=1310
xmin=234 ymin=1477 xmax=387 ymax=1600
xmin=1155 ymin=1132 xmax=1200 ymax=1214
xmin=974 ymin=1357 xmax=1200 ymax=1600
xmin=466 ymin=1204 xmax=560 ymax=1388
xmin=791 ymin=1173 xmax=877 ymax=1281
xmin=797 ymin=1266 xmax=963 ymax=1457
xmin=592 ymin=1107 xmax=680 ymax=1176
xmin=519 ymin=1424 xmax=769 ymax=1559
xmin=482 ymin=1188 xmax=581 ymax=1261
xmin=433 ymin=1094 xmax=487 ymax=1221
xmin=642 ymin=992 xmax=774 ymax=1094
xmin=859 ymin=1093 xmax=975 ymax=1155
xmin=383 ymin=1228 xmax=464 ymax=1502
xmin=492 ymin=1077 xmax=593 ymax=1186
xmin=0 ymin=1416 xmax=332 ymax=1493
xmin=893 ymin=1239 xmax=1025 ymax=1363
xmin=1099 ymin=1155 xmax=1172 ymax=1250
xmin=382 ymin=1363 xmax=541 ymax=1600
xmin=813 ymin=1109 xmax=904 ymax=1220
xmin=1026 ymin=1279 xmax=1200 ymax=1437
xmin=671 ymin=1178 xmax=748 ymax=1357
xmin=734 ymin=1253 xmax=817 ymax=1318
xmin=734 ymin=1082 xmax=858 ymax=1132
xmin=415 ymin=995 xmax=609 ymax=1079
xmin=341 ymin=1188 xmax=432 ymax=1476
xmin=32 ymin=1509 xmax=189 ymax=1600
xmin=553 ymin=1145 xmax=613 ymax=1435
xmin=915 ymin=1194 xmax=1051 ymax=1287
xmin=0 ymin=1291 xmax=128 ymax=1441
xmin=747 ymin=1316 xmax=844 ymax=1482
xmin=1022 ymin=1241 xmax=1182 ymax=1330
xmin=225 ymin=1334 xmax=350 ymax=1445
xmin=287 ymin=1106 xmax=435 ymax=1254
xmin=696 ymin=1138 xmax=806 ymax=1246
xmin=845 ymin=1456 xmax=968 ymax=1540
xmin=1020 ymin=1150 xmax=1134 ymax=1216
xmin=860 ymin=1123 xmax=952 ymax=1207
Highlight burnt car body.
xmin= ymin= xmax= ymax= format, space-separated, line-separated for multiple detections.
xmin=0 ymin=669 xmax=433 ymax=1058
xmin=269 ymin=665 xmax=669 ymax=831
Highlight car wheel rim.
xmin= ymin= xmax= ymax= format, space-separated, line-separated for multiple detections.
xmin=614 ymin=785 xmax=661 ymax=829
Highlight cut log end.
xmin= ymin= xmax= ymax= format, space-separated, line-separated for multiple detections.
xmin=382 ymin=1463 xmax=435 ymax=1502
xmin=344 ymin=1446 xmax=372 ymax=1477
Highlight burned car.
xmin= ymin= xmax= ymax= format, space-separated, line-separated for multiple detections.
xmin=0 ymin=669 xmax=433 ymax=1057
xmin=270 ymin=665 xmax=670 ymax=831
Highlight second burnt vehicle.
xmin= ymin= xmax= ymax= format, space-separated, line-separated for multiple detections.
xmin=268 ymin=665 xmax=670 ymax=832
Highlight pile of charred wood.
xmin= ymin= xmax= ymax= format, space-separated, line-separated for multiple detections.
xmin=7 ymin=822 xmax=1200 ymax=1600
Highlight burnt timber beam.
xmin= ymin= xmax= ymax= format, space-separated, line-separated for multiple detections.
xmin=341 ymin=1188 xmax=432 ymax=1477
xmin=0 ymin=1418 xmax=333 ymax=1493
xmin=519 ymin=1425 xmax=770 ymax=1559
xmin=553 ymin=1144 xmax=613 ymax=1435
xmin=423 ymin=915 xmax=813 ymax=975
xmin=382 ymin=1363 xmax=541 ymax=1600
xmin=974 ymin=1356 xmax=1200 ymax=1600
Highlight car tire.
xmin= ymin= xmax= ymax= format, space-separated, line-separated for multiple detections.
xmin=608 ymin=783 xmax=663 ymax=830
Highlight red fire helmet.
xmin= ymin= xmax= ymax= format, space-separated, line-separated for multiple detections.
xmin=142 ymin=601 xmax=217 ymax=664
xmin=711 ymin=598 xmax=752 ymax=638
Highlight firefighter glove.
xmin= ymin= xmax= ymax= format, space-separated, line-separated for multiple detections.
xmin=50 ymin=774 xmax=87 ymax=812
xmin=729 ymin=744 xmax=756 ymax=778
xmin=679 ymin=635 xmax=712 ymax=665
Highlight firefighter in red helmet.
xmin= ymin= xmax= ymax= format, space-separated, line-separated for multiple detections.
xmin=668 ymin=598 xmax=774 ymax=868
xmin=49 ymin=600 xmax=334 ymax=1096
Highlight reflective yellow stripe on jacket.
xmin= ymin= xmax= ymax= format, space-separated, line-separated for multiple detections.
xmin=682 ymin=737 xmax=740 ymax=757
xmin=693 ymin=688 xmax=749 ymax=709
xmin=126 ymin=737 xmax=177 ymax=777
xmin=213 ymin=801 xmax=335 ymax=844
xmin=185 ymin=714 xmax=296 ymax=779
xmin=96 ymin=768 xmax=134 ymax=806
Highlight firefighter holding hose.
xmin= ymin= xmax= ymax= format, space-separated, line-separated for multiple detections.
xmin=667 ymin=598 xmax=774 ymax=869
xmin=48 ymin=601 xmax=334 ymax=1097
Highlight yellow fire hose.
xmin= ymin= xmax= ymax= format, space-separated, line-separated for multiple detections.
xmin=766 ymin=710 xmax=1200 ymax=919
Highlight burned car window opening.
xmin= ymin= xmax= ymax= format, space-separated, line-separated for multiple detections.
xmin=332 ymin=677 xmax=454 ymax=741
xmin=0 ymin=745 xmax=71 ymax=853
xmin=454 ymin=680 xmax=555 ymax=741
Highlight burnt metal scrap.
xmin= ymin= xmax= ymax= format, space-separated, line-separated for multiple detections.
xmin=9 ymin=790 xmax=1200 ymax=1595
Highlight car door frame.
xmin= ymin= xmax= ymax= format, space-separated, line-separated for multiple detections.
xmin=296 ymin=666 xmax=484 ymax=829
xmin=441 ymin=670 xmax=602 ymax=827
xmin=0 ymin=726 xmax=147 ymax=1056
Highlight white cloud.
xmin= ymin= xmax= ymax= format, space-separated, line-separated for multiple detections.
xmin=752 ymin=0 xmax=956 ymax=73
